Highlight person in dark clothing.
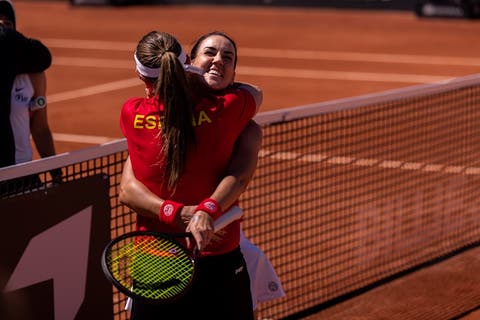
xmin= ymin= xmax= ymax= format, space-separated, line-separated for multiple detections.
xmin=0 ymin=0 xmax=61 ymax=193
xmin=0 ymin=24 xmax=51 ymax=168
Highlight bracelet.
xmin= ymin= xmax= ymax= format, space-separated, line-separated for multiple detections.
xmin=195 ymin=198 xmax=222 ymax=220
xmin=158 ymin=200 xmax=184 ymax=224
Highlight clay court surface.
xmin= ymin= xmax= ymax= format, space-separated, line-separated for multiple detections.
xmin=12 ymin=1 xmax=480 ymax=318
xmin=14 ymin=1 xmax=480 ymax=155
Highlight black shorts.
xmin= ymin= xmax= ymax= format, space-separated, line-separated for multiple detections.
xmin=131 ymin=246 xmax=254 ymax=320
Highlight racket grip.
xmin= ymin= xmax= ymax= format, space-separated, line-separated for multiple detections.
xmin=213 ymin=206 xmax=243 ymax=232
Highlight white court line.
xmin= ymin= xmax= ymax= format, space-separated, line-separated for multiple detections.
xmin=48 ymin=78 xmax=140 ymax=104
xmin=52 ymin=56 xmax=451 ymax=84
xmin=51 ymin=131 xmax=480 ymax=176
xmin=52 ymin=133 xmax=117 ymax=145
xmin=261 ymin=151 xmax=480 ymax=176
xmin=237 ymin=66 xmax=451 ymax=84
xmin=240 ymin=48 xmax=480 ymax=67
xmin=44 ymin=38 xmax=480 ymax=67
xmin=51 ymin=133 xmax=480 ymax=177
xmin=44 ymin=38 xmax=134 ymax=51
xmin=53 ymin=57 xmax=132 ymax=69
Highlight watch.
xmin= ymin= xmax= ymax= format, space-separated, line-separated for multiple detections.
xmin=29 ymin=96 xmax=47 ymax=111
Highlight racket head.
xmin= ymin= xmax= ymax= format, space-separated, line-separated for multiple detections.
xmin=101 ymin=231 xmax=195 ymax=304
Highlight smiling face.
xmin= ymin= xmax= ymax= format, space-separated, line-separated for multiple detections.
xmin=190 ymin=35 xmax=237 ymax=91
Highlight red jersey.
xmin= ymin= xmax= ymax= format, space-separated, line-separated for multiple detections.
xmin=120 ymin=87 xmax=256 ymax=256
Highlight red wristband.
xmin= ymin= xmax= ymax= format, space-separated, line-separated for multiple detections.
xmin=158 ymin=200 xmax=184 ymax=224
xmin=195 ymin=198 xmax=222 ymax=220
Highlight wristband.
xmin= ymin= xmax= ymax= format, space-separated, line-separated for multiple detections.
xmin=195 ymin=198 xmax=222 ymax=220
xmin=158 ymin=200 xmax=184 ymax=224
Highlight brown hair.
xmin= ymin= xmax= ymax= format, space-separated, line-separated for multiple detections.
xmin=135 ymin=31 xmax=197 ymax=193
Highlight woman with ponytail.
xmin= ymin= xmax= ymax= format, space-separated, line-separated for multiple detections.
xmin=120 ymin=31 xmax=261 ymax=320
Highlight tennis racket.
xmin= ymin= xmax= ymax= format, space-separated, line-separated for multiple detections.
xmin=101 ymin=205 xmax=243 ymax=304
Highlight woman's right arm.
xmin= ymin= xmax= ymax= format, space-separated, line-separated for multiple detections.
xmin=119 ymin=157 xmax=167 ymax=220
xmin=204 ymin=120 xmax=262 ymax=211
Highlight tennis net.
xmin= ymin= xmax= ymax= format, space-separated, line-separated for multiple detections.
xmin=1 ymin=74 xmax=480 ymax=319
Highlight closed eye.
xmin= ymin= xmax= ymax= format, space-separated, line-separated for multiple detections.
xmin=203 ymin=47 xmax=218 ymax=57
xmin=223 ymin=54 xmax=233 ymax=62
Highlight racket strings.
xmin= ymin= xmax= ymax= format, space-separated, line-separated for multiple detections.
xmin=106 ymin=235 xmax=194 ymax=300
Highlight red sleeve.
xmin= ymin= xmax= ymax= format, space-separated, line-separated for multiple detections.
xmin=221 ymin=87 xmax=257 ymax=132
xmin=237 ymin=87 xmax=257 ymax=122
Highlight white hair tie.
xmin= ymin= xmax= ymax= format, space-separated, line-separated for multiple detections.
xmin=134 ymin=46 xmax=190 ymax=78
xmin=134 ymin=52 xmax=160 ymax=78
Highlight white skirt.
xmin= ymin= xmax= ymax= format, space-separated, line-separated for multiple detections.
xmin=240 ymin=229 xmax=285 ymax=310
